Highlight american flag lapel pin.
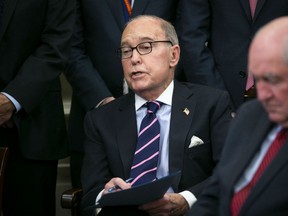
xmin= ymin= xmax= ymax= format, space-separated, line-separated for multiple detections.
xmin=183 ymin=108 xmax=190 ymax=116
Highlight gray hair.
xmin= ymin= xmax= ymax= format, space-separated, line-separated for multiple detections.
xmin=124 ymin=15 xmax=179 ymax=45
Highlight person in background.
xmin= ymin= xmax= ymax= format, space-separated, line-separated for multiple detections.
xmin=81 ymin=15 xmax=232 ymax=216
xmin=0 ymin=0 xmax=75 ymax=215
xmin=64 ymin=0 xmax=181 ymax=188
xmin=188 ymin=16 xmax=288 ymax=216
xmin=176 ymin=0 xmax=288 ymax=110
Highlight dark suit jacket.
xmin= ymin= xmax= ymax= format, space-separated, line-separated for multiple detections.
xmin=176 ymin=0 xmax=288 ymax=109
xmin=80 ymin=81 xmax=232 ymax=216
xmin=189 ymin=100 xmax=288 ymax=216
xmin=65 ymin=0 xmax=180 ymax=152
xmin=0 ymin=0 xmax=75 ymax=159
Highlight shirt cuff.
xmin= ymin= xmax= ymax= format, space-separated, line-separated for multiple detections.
xmin=179 ymin=190 xmax=197 ymax=208
xmin=95 ymin=189 xmax=104 ymax=214
xmin=1 ymin=92 xmax=22 ymax=112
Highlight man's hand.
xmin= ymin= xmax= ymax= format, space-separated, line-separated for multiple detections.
xmin=102 ymin=177 xmax=132 ymax=195
xmin=0 ymin=93 xmax=16 ymax=127
xmin=138 ymin=193 xmax=189 ymax=216
xmin=95 ymin=96 xmax=115 ymax=109
xmin=101 ymin=96 xmax=115 ymax=106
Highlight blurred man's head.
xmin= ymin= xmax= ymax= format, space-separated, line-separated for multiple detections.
xmin=119 ymin=15 xmax=180 ymax=101
xmin=248 ymin=16 xmax=288 ymax=127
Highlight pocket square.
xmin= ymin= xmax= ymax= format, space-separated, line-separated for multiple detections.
xmin=189 ymin=136 xmax=204 ymax=148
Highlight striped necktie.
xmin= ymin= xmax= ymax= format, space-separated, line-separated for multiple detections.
xmin=130 ymin=101 xmax=162 ymax=186
xmin=230 ymin=128 xmax=288 ymax=216
xmin=121 ymin=0 xmax=132 ymax=23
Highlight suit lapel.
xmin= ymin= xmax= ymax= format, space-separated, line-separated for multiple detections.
xmin=169 ymin=81 xmax=195 ymax=190
xmin=225 ymin=110 xmax=272 ymax=211
xmin=106 ymin=0 xmax=126 ymax=30
xmin=253 ymin=0 xmax=266 ymax=20
xmin=220 ymin=109 xmax=272 ymax=215
xmin=239 ymin=0 xmax=266 ymax=22
xmin=131 ymin=0 xmax=150 ymax=17
xmin=239 ymin=0 xmax=252 ymax=21
xmin=0 ymin=0 xmax=17 ymax=41
xmin=116 ymin=94 xmax=138 ymax=178
xmin=241 ymin=131 xmax=288 ymax=215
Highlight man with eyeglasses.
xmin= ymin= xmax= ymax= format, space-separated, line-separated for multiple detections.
xmin=80 ymin=15 xmax=232 ymax=216
xmin=64 ymin=0 xmax=180 ymax=189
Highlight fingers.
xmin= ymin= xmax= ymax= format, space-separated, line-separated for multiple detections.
xmin=103 ymin=177 xmax=132 ymax=195
xmin=139 ymin=193 xmax=189 ymax=216
xmin=0 ymin=112 xmax=14 ymax=126
xmin=0 ymin=94 xmax=16 ymax=126
xmin=0 ymin=119 xmax=15 ymax=128
xmin=101 ymin=97 xmax=115 ymax=106
xmin=167 ymin=193 xmax=189 ymax=216
xmin=139 ymin=194 xmax=171 ymax=215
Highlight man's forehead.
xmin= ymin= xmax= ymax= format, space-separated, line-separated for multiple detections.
xmin=124 ymin=19 xmax=163 ymax=35
xmin=122 ymin=27 xmax=165 ymax=44
xmin=121 ymin=35 xmax=156 ymax=44
xmin=128 ymin=17 xmax=160 ymax=27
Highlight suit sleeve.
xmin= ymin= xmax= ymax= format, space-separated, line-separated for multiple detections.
xmin=187 ymin=172 xmax=220 ymax=216
xmin=81 ymin=110 xmax=112 ymax=210
xmin=3 ymin=0 xmax=75 ymax=113
xmin=176 ymin=0 xmax=226 ymax=90
xmin=64 ymin=0 xmax=112 ymax=112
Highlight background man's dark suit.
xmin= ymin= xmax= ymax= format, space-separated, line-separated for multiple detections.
xmin=189 ymin=100 xmax=288 ymax=216
xmin=0 ymin=0 xmax=74 ymax=215
xmin=176 ymin=0 xmax=288 ymax=109
xmin=81 ymin=81 xmax=232 ymax=216
xmin=65 ymin=0 xmax=180 ymax=187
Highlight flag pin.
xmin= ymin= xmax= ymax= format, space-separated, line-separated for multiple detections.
xmin=183 ymin=108 xmax=190 ymax=116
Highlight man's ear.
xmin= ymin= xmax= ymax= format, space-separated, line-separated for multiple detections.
xmin=169 ymin=45 xmax=180 ymax=67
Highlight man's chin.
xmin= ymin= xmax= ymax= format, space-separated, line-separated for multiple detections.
xmin=130 ymin=81 xmax=150 ymax=92
xmin=268 ymin=113 xmax=287 ymax=125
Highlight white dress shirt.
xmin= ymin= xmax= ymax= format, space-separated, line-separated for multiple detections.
xmin=134 ymin=81 xmax=196 ymax=208
xmin=96 ymin=81 xmax=197 ymax=209
xmin=1 ymin=92 xmax=21 ymax=112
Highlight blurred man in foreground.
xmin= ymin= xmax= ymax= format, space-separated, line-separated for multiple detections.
xmin=189 ymin=16 xmax=288 ymax=216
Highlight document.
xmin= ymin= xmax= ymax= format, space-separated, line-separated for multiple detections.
xmin=97 ymin=171 xmax=181 ymax=207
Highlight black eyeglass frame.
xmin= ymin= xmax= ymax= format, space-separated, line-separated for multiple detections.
xmin=117 ymin=40 xmax=173 ymax=59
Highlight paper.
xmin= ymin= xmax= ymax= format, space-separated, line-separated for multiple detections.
xmin=97 ymin=171 xmax=181 ymax=207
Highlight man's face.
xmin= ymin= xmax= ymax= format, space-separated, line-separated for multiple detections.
xmin=249 ymin=42 xmax=288 ymax=127
xmin=120 ymin=18 xmax=179 ymax=100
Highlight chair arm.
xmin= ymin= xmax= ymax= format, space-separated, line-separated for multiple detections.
xmin=61 ymin=188 xmax=83 ymax=209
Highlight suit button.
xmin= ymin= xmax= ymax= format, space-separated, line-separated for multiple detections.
xmin=239 ymin=71 xmax=247 ymax=78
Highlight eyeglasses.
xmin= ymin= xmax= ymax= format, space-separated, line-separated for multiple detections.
xmin=117 ymin=40 xmax=173 ymax=59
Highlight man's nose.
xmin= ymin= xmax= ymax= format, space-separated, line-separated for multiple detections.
xmin=130 ymin=48 xmax=141 ymax=63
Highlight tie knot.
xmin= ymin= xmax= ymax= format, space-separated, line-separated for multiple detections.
xmin=146 ymin=101 xmax=161 ymax=114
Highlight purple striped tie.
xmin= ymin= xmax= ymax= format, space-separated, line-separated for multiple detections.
xmin=130 ymin=101 xmax=162 ymax=186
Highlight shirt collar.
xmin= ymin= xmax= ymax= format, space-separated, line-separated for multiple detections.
xmin=135 ymin=81 xmax=174 ymax=111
